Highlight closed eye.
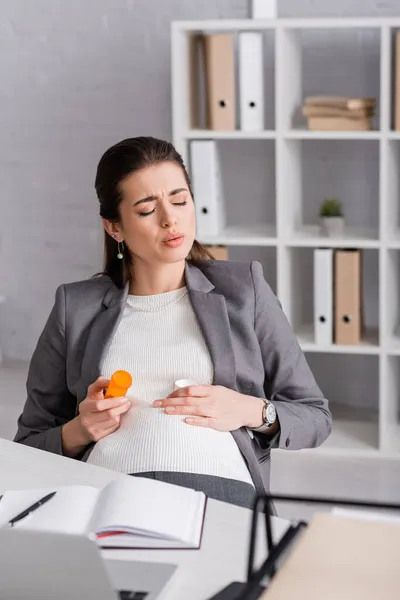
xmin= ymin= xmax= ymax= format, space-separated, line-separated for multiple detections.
xmin=139 ymin=200 xmax=188 ymax=217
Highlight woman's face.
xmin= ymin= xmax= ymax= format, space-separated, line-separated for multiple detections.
xmin=108 ymin=161 xmax=196 ymax=266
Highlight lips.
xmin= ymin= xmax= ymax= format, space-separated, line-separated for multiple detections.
xmin=163 ymin=233 xmax=183 ymax=242
xmin=163 ymin=234 xmax=184 ymax=248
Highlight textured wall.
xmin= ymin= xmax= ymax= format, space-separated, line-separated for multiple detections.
xmin=1 ymin=0 xmax=399 ymax=363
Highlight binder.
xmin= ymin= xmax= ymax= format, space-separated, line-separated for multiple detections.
xmin=314 ymin=249 xmax=333 ymax=345
xmin=188 ymin=34 xmax=202 ymax=129
xmin=203 ymin=34 xmax=236 ymax=131
xmin=239 ymin=33 xmax=264 ymax=131
xmin=190 ymin=140 xmax=225 ymax=238
xmin=252 ymin=0 xmax=277 ymax=19
xmin=395 ymin=31 xmax=400 ymax=130
xmin=334 ymin=249 xmax=362 ymax=345
xmin=189 ymin=34 xmax=208 ymax=130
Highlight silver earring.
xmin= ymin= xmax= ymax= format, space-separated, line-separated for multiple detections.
xmin=117 ymin=241 xmax=124 ymax=260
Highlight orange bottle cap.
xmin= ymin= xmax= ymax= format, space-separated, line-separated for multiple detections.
xmin=105 ymin=370 xmax=133 ymax=398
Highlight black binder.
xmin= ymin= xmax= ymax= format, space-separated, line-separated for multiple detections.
xmin=208 ymin=493 xmax=400 ymax=600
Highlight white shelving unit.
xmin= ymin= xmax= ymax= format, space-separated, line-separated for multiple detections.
xmin=171 ymin=17 xmax=400 ymax=459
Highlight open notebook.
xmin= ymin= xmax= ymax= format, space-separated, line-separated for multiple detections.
xmin=0 ymin=476 xmax=207 ymax=549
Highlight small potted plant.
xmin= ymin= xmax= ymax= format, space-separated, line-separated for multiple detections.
xmin=319 ymin=198 xmax=344 ymax=237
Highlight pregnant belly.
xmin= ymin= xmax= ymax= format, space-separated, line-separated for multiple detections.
xmin=87 ymin=403 xmax=242 ymax=468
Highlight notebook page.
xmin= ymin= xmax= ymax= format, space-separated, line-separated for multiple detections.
xmin=91 ymin=477 xmax=205 ymax=545
xmin=0 ymin=486 xmax=100 ymax=535
xmin=185 ymin=492 xmax=207 ymax=545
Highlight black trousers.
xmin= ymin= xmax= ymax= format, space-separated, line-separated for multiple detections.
xmin=130 ymin=471 xmax=257 ymax=509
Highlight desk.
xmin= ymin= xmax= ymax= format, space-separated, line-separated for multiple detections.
xmin=0 ymin=437 xmax=289 ymax=600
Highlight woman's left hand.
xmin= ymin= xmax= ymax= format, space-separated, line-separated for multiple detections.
xmin=152 ymin=385 xmax=264 ymax=432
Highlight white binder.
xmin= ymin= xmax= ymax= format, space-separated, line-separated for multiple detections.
xmin=239 ymin=32 xmax=264 ymax=131
xmin=314 ymin=248 xmax=334 ymax=345
xmin=190 ymin=140 xmax=225 ymax=238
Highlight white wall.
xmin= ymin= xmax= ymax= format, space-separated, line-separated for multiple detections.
xmin=1 ymin=0 xmax=400 ymax=360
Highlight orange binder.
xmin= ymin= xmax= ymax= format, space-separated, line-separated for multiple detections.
xmin=396 ymin=32 xmax=400 ymax=130
xmin=334 ymin=249 xmax=362 ymax=345
xmin=203 ymin=34 xmax=236 ymax=131
xmin=206 ymin=245 xmax=229 ymax=260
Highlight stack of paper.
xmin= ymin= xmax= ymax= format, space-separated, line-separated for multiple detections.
xmin=303 ymin=96 xmax=376 ymax=131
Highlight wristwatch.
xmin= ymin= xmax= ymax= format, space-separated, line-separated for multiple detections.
xmin=251 ymin=399 xmax=277 ymax=433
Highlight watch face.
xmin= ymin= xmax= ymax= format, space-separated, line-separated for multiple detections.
xmin=265 ymin=403 xmax=276 ymax=424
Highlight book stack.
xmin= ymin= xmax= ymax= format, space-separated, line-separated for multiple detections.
xmin=302 ymin=96 xmax=376 ymax=131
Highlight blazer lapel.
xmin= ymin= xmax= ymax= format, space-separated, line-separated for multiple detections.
xmin=185 ymin=263 xmax=266 ymax=492
xmin=185 ymin=262 xmax=237 ymax=390
xmin=77 ymin=279 xmax=129 ymax=402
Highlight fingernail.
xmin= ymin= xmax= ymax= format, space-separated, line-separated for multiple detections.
xmin=165 ymin=407 xmax=175 ymax=413
xmin=152 ymin=400 xmax=162 ymax=407
xmin=185 ymin=418 xmax=194 ymax=423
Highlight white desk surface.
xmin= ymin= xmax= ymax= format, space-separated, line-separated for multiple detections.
xmin=0 ymin=437 xmax=289 ymax=600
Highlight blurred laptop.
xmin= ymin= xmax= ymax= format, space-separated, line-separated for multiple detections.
xmin=0 ymin=527 xmax=177 ymax=600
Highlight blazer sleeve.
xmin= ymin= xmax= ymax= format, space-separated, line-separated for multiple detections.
xmin=14 ymin=285 xmax=77 ymax=455
xmin=251 ymin=260 xmax=332 ymax=450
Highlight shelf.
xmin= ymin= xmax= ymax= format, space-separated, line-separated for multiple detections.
xmin=185 ymin=130 xmax=382 ymax=141
xmin=385 ymin=425 xmax=400 ymax=454
xmin=286 ymin=226 xmax=380 ymax=248
xmin=284 ymin=130 xmax=381 ymax=141
xmin=172 ymin=15 xmax=399 ymax=460
xmin=172 ymin=19 xmax=278 ymax=32
xmin=199 ymin=224 xmax=277 ymax=246
xmin=386 ymin=336 xmax=400 ymax=355
xmin=320 ymin=420 xmax=379 ymax=453
xmin=387 ymin=231 xmax=400 ymax=249
xmin=318 ymin=403 xmax=379 ymax=453
xmin=184 ymin=130 xmax=276 ymax=140
xmin=297 ymin=324 xmax=380 ymax=354
xmin=173 ymin=18 xmax=400 ymax=32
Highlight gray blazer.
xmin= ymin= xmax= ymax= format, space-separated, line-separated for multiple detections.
xmin=14 ymin=260 xmax=331 ymax=495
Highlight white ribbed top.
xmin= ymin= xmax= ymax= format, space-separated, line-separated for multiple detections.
xmin=86 ymin=286 xmax=253 ymax=485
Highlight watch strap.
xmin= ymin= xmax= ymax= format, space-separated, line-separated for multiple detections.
xmin=250 ymin=399 xmax=275 ymax=432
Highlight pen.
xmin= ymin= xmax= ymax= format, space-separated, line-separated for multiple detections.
xmin=8 ymin=491 xmax=57 ymax=527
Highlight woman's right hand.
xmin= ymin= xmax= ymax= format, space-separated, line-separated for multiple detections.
xmin=61 ymin=376 xmax=131 ymax=457
xmin=78 ymin=376 xmax=132 ymax=443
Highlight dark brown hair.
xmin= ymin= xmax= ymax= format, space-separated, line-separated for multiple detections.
xmin=94 ymin=136 xmax=214 ymax=288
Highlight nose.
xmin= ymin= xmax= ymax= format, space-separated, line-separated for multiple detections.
xmin=160 ymin=208 xmax=178 ymax=228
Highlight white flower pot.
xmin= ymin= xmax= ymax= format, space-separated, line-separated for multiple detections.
xmin=320 ymin=217 xmax=345 ymax=238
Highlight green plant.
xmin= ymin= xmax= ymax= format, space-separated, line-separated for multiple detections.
xmin=319 ymin=198 xmax=343 ymax=218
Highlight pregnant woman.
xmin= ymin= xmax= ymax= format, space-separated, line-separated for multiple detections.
xmin=15 ymin=136 xmax=331 ymax=508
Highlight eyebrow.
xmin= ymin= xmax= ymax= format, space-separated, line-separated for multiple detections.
xmin=133 ymin=188 xmax=188 ymax=207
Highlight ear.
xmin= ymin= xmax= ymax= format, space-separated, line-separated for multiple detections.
xmin=102 ymin=218 xmax=123 ymax=242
